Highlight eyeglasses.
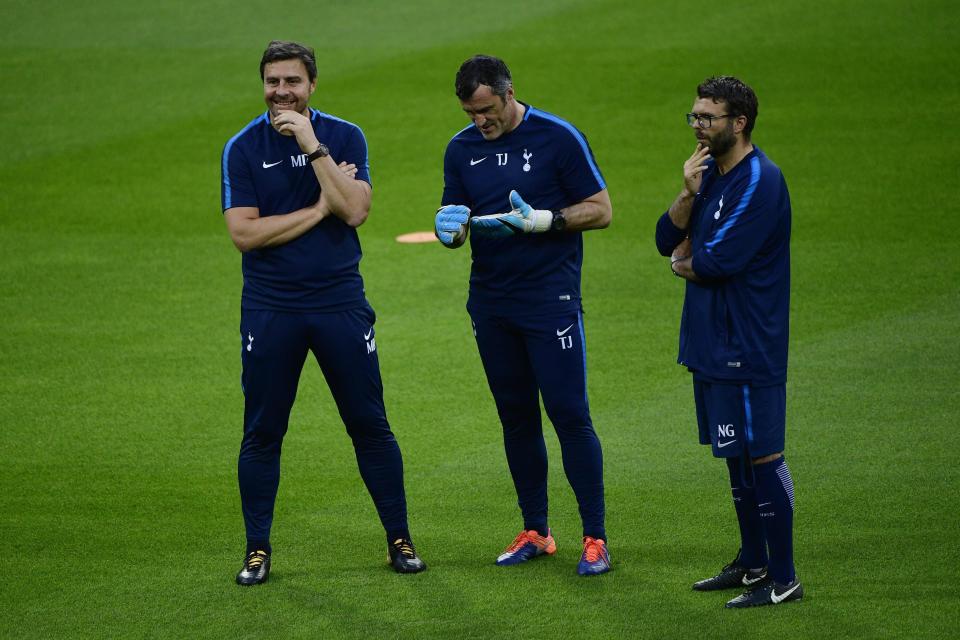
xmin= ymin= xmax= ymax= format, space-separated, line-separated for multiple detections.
xmin=686 ymin=113 xmax=734 ymax=128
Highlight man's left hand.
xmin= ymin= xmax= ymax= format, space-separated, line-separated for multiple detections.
xmin=471 ymin=190 xmax=552 ymax=237
xmin=271 ymin=110 xmax=319 ymax=152
xmin=671 ymin=237 xmax=697 ymax=279
xmin=671 ymin=237 xmax=691 ymax=263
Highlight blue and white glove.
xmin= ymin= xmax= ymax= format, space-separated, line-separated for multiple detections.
xmin=470 ymin=190 xmax=553 ymax=237
xmin=434 ymin=204 xmax=470 ymax=248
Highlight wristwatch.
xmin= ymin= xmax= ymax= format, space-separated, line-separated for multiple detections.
xmin=550 ymin=210 xmax=567 ymax=232
xmin=306 ymin=143 xmax=330 ymax=162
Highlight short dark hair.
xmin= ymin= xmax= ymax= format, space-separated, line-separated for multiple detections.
xmin=697 ymin=76 xmax=759 ymax=138
xmin=455 ymin=55 xmax=512 ymax=101
xmin=259 ymin=40 xmax=317 ymax=83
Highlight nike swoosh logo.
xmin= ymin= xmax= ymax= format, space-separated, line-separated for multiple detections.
xmin=742 ymin=573 xmax=766 ymax=586
xmin=771 ymin=582 xmax=800 ymax=604
xmin=556 ymin=324 xmax=575 ymax=337
xmin=262 ymin=160 xmax=283 ymax=169
xmin=364 ymin=329 xmax=373 ymax=340
xmin=717 ymin=440 xmax=737 ymax=448
xmin=470 ymin=157 xmax=488 ymax=166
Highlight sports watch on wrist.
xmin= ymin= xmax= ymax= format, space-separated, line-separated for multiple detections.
xmin=306 ymin=143 xmax=330 ymax=162
xmin=550 ymin=209 xmax=567 ymax=232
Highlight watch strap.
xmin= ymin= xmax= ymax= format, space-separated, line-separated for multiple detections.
xmin=306 ymin=143 xmax=329 ymax=162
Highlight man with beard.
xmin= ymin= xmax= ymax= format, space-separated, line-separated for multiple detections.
xmin=221 ymin=40 xmax=425 ymax=585
xmin=655 ymin=76 xmax=802 ymax=607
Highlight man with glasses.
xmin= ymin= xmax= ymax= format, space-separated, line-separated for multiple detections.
xmin=655 ymin=76 xmax=801 ymax=607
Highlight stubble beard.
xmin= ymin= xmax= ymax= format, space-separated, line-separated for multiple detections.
xmin=702 ymin=122 xmax=736 ymax=157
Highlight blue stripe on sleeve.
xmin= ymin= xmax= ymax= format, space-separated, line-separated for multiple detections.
xmin=311 ymin=109 xmax=372 ymax=181
xmin=311 ymin=108 xmax=350 ymax=125
xmin=529 ymin=108 xmax=606 ymax=189
xmin=705 ymin=156 xmax=760 ymax=249
xmin=221 ymin=114 xmax=265 ymax=211
xmin=450 ymin=123 xmax=474 ymax=140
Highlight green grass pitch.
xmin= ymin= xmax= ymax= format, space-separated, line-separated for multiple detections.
xmin=1 ymin=1 xmax=957 ymax=637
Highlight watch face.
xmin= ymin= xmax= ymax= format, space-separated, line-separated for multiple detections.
xmin=308 ymin=144 xmax=329 ymax=160
xmin=552 ymin=211 xmax=566 ymax=231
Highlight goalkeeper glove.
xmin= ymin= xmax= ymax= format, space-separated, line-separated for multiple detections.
xmin=470 ymin=190 xmax=553 ymax=237
xmin=434 ymin=204 xmax=470 ymax=248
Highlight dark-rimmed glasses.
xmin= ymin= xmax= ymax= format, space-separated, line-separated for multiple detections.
xmin=686 ymin=113 xmax=733 ymax=128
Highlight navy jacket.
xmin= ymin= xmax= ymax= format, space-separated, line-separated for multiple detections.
xmin=656 ymin=147 xmax=791 ymax=385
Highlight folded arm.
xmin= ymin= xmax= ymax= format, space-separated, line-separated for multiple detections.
xmin=309 ymin=155 xmax=371 ymax=227
xmin=271 ymin=110 xmax=371 ymax=227
xmin=224 ymin=201 xmax=327 ymax=253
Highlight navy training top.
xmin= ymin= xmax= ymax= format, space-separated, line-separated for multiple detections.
xmin=655 ymin=147 xmax=791 ymax=385
xmin=442 ymin=104 xmax=606 ymax=317
xmin=221 ymin=108 xmax=371 ymax=312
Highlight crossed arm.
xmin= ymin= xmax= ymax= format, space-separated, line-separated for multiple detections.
xmin=273 ymin=109 xmax=371 ymax=227
xmin=670 ymin=238 xmax=701 ymax=282
xmin=224 ymin=108 xmax=375 ymax=253
xmin=305 ymin=152 xmax=370 ymax=228
xmin=224 ymin=160 xmax=359 ymax=253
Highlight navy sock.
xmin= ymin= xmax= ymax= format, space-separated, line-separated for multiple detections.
xmin=522 ymin=523 xmax=550 ymax=536
xmin=754 ymin=456 xmax=796 ymax=584
xmin=246 ymin=540 xmax=272 ymax=555
xmin=387 ymin=529 xmax=411 ymax=544
xmin=726 ymin=457 xmax=767 ymax=569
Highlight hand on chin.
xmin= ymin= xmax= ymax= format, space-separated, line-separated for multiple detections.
xmin=271 ymin=107 xmax=295 ymax=136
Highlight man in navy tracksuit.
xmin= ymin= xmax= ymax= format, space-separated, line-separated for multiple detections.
xmin=434 ymin=55 xmax=613 ymax=575
xmin=655 ymin=76 xmax=802 ymax=607
xmin=221 ymin=41 xmax=425 ymax=585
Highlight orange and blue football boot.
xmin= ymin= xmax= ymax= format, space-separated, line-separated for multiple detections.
xmin=577 ymin=536 xmax=610 ymax=576
xmin=495 ymin=529 xmax=556 ymax=566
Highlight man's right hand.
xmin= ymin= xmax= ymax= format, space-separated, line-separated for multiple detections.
xmin=683 ymin=143 xmax=712 ymax=197
xmin=435 ymin=204 xmax=470 ymax=248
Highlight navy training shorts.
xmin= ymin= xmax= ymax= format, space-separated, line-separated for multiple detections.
xmin=693 ymin=380 xmax=786 ymax=458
